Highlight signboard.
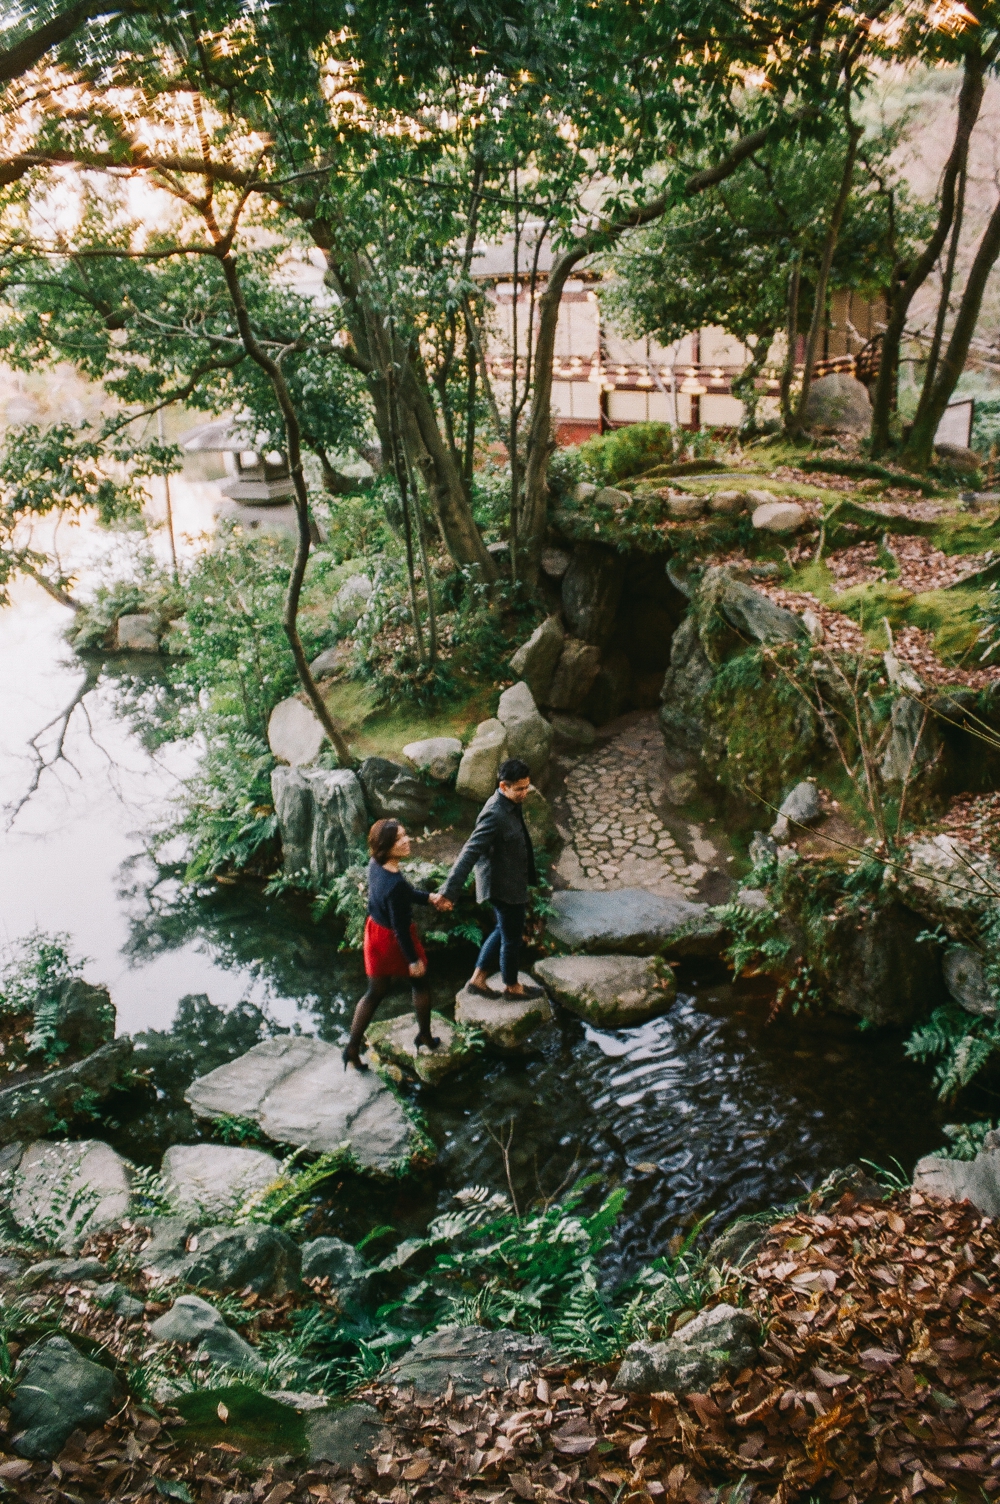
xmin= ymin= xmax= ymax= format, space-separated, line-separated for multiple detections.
xmin=935 ymin=398 xmax=974 ymax=448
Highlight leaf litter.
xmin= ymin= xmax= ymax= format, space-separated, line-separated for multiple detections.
xmin=3 ymin=1187 xmax=998 ymax=1504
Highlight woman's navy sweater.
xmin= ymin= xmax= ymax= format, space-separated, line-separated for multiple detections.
xmin=367 ymin=859 xmax=431 ymax=962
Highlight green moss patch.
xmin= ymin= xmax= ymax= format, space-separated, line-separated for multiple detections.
xmin=173 ymin=1385 xmax=307 ymax=1459
xmin=322 ymin=679 xmax=495 ymax=759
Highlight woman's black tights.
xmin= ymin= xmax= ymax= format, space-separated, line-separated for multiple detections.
xmin=345 ymin=976 xmax=434 ymax=1063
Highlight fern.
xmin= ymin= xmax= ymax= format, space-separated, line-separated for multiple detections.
xmin=232 ymin=1147 xmax=356 ymax=1231
xmin=905 ymin=1001 xmax=1000 ymax=1099
xmin=938 ymin=1119 xmax=997 ymax=1160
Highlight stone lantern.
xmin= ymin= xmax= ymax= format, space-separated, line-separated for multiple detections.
xmin=181 ymin=414 xmax=295 ymax=504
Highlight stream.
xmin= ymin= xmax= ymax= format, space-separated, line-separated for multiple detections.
xmin=0 ymin=565 xmax=949 ymax=1280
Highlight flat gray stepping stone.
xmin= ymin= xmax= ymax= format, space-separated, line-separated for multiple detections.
xmin=454 ymin=973 xmax=554 ymax=1050
xmin=306 ymin=1402 xmax=386 ymax=1465
xmin=367 ymin=1011 xmax=474 ymax=1085
xmin=184 ymin=1037 xmax=423 ymax=1173
xmin=394 ymin=1325 xmax=551 ymax=1396
xmin=547 ymin=888 xmax=723 ymax=956
xmin=535 ymin=954 xmax=675 ymax=1028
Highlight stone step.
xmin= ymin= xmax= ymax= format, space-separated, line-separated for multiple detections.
xmin=546 ymin=887 xmax=723 ymax=956
xmin=184 ymin=1036 xmax=424 ymax=1173
xmin=367 ymin=1011 xmax=475 ymax=1085
xmin=534 ymin=953 xmax=676 ymax=1028
xmin=454 ymin=973 xmax=554 ymax=1051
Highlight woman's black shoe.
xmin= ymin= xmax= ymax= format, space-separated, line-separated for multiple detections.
xmin=415 ymin=1033 xmax=441 ymax=1052
xmin=465 ymin=980 xmax=495 ymax=998
xmin=342 ymin=1044 xmax=368 ymax=1071
xmin=504 ymin=983 xmax=544 ymax=1000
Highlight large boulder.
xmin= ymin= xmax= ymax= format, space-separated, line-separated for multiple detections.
xmin=357 ymin=756 xmax=436 ymax=827
xmin=116 ymin=613 xmax=160 ymax=652
xmin=561 ymin=544 xmax=626 ymax=646
xmin=616 ymin=1304 xmax=759 ymax=1396
xmin=581 ymin=649 xmax=632 ymax=726
xmin=804 ymin=372 xmax=872 ymax=436
xmin=10 ymin=1335 xmax=119 ymax=1460
xmin=913 ymin=1141 xmax=1000 ymax=1218
xmin=455 ymin=975 xmax=554 ymax=1050
xmin=547 ymin=638 xmax=602 ymax=712
xmin=271 ymin=766 xmax=368 ymax=887
xmin=301 ymin=1237 xmax=375 ymax=1317
xmin=943 ymin=945 xmax=996 ymax=1016
xmin=894 ymin=835 xmax=1000 ymax=943
xmin=455 ymin=719 xmax=507 ymax=802
xmin=19 ymin=1256 xmax=110 ymax=1289
xmin=522 ymin=787 xmax=558 ymax=858
xmin=32 ymin=979 xmax=115 ymax=1065
xmin=149 ymin=1294 xmax=265 ymax=1372
xmin=333 ymin=573 xmax=372 ymax=626
xmin=509 ymin=615 xmax=565 ymax=705
xmin=880 ymin=695 xmax=940 ymax=785
xmin=702 ymin=568 xmax=804 ymax=646
xmin=549 ymin=713 xmax=596 ymax=751
xmin=752 ymin=501 xmax=807 ymax=534
xmin=184 ymin=1036 xmax=421 ymax=1171
xmin=547 ymin=889 xmax=723 ymax=957
xmin=770 ymin=780 xmax=822 ymax=843
xmin=7 ymin=1140 xmax=132 ymax=1247
xmin=307 ymin=1403 xmax=387 ymax=1466
xmin=268 ymin=697 xmax=327 ymax=767
xmin=144 ymin=1223 xmax=301 ymax=1297
xmin=160 ymin=1143 xmax=281 ymax=1224
xmin=534 ymin=954 xmax=676 ymax=1028
xmin=496 ymin=682 xmax=553 ymax=783
xmin=402 ymin=737 xmax=462 ymax=783
xmin=0 ymin=1036 xmax=133 ymax=1146
xmin=824 ymin=901 xmax=945 ymax=1027
xmin=659 ymin=616 xmax=715 ymax=754
xmin=393 ymin=1326 xmax=551 ymax=1396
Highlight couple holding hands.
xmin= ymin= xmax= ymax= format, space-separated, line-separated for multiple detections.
xmin=342 ymin=757 xmax=545 ymax=1070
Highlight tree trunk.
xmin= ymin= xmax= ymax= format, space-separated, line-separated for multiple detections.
xmin=903 ymin=192 xmax=1000 ymax=470
xmin=313 ymin=233 xmax=497 ymax=578
xmin=779 ymin=254 xmax=802 ymax=429
xmin=520 ymin=247 xmax=587 ymax=584
xmin=869 ymin=50 xmax=985 ymax=456
xmin=218 ymin=252 xmax=354 ymax=768
xmin=909 ymin=162 xmax=967 ymax=439
xmin=789 ymin=120 xmax=861 ymax=437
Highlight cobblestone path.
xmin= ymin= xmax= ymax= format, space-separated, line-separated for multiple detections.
xmin=552 ymin=715 xmax=722 ymax=899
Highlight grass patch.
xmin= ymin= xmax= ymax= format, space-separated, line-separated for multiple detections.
xmin=172 ymin=1385 xmax=306 ymax=1458
xmin=321 ymin=680 xmax=494 ymax=759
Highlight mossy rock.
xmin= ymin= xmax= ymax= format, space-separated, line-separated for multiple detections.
xmin=454 ymin=975 xmax=554 ymax=1050
xmin=534 ymin=954 xmax=676 ymax=1028
xmin=366 ymin=1011 xmax=478 ymax=1085
xmin=173 ymin=1385 xmax=306 ymax=1458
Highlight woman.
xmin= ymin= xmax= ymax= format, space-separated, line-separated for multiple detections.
xmin=342 ymin=818 xmax=452 ymax=1070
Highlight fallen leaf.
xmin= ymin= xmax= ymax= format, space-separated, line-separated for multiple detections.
xmin=553 ymin=1432 xmax=597 ymax=1456
xmin=217 ymin=1402 xmax=229 ymax=1423
xmin=0 ymin=1460 xmax=33 ymax=1480
xmin=635 ymin=1163 xmax=660 ymax=1174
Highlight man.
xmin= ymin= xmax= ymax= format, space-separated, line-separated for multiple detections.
xmin=439 ymin=757 xmax=545 ymax=1000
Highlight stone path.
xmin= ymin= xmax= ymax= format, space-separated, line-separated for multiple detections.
xmin=552 ymin=715 xmax=722 ymax=900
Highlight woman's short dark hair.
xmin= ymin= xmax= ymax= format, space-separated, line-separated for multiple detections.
xmin=368 ymin=818 xmax=401 ymax=864
xmin=498 ymin=757 xmax=531 ymax=786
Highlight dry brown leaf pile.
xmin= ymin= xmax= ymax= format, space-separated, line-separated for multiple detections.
xmin=823 ymin=539 xmax=988 ymax=595
xmin=3 ymin=1191 xmax=999 ymax=1504
xmin=934 ymin=792 xmax=1000 ymax=859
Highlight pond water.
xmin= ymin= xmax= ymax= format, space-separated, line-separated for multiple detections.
xmin=0 ymin=566 xmax=950 ymax=1276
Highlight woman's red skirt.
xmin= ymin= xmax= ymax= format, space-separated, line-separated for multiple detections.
xmin=363 ymin=917 xmax=428 ymax=979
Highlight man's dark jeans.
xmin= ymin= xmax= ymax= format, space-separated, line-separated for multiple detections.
xmin=475 ymin=901 xmax=527 ymax=987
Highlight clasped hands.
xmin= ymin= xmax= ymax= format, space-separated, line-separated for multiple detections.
xmin=428 ymin=891 xmax=453 ymax=912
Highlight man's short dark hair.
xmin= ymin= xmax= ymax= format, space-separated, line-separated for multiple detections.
xmin=498 ymin=757 xmax=531 ymax=786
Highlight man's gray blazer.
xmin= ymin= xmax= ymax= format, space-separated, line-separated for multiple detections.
xmin=441 ymin=789 xmax=537 ymax=905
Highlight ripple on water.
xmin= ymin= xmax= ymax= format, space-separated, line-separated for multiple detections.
xmin=421 ymin=976 xmax=946 ymax=1280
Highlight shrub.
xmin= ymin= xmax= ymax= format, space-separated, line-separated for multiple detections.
xmin=577 ymin=421 xmax=680 ymax=485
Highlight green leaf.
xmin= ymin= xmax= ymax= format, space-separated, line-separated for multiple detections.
xmin=155 ymin=1480 xmax=194 ymax=1503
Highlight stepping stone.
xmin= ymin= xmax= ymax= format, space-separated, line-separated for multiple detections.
xmin=454 ymin=974 xmax=554 ymax=1051
xmin=547 ymin=888 xmax=723 ymax=956
xmin=367 ymin=1011 xmax=475 ymax=1086
xmin=184 ymin=1037 xmax=425 ymax=1173
xmin=160 ymin=1143 xmax=281 ymax=1223
xmin=534 ymin=954 xmax=676 ymax=1028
